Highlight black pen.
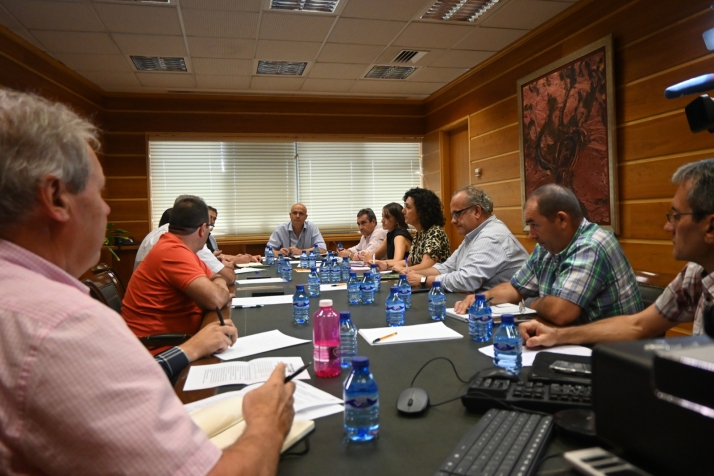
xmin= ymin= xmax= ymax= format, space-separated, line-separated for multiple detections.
xmin=284 ymin=362 xmax=312 ymax=383
xmin=215 ymin=306 xmax=225 ymax=326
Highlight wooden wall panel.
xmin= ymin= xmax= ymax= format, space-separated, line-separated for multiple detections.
xmin=105 ymin=200 xmax=149 ymax=221
xmin=99 ymin=155 xmax=148 ymax=177
xmin=469 ymin=124 xmax=518 ymax=160
xmin=493 ymin=207 xmax=523 ymax=232
xmin=619 ymin=201 xmax=671 ymax=240
xmin=104 ymin=178 xmax=148 ymax=200
xmin=479 ymin=180 xmax=521 ymax=208
xmin=449 ymin=125 xmax=470 ymax=194
xmin=468 ymin=96 xmax=518 ymax=137
xmin=619 ymin=241 xmax=683 ymax=275
xmin=102 ymin=133 xmax=146 ymax=155
xmin=618 ymin=154 xmax=709 ymax=201
xmin=472 ymin=152 xmax=520 ymax=184
xmin=618 ymin=113 xmax=712 ymax=162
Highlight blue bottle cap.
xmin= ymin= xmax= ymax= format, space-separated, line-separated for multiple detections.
xmin=475 ymin=293 xmax=486 ymax=300
xmin=390 ymin=286 xmax=400 ymax=293
xmin=339 ymin=311 xmax=351 ymax=318
xmin=364 ymin=272 xmax=371 ymax=278
xmin=399 ymin=274 xmax=407 ymax=278
xmin=311 ymin=267 xmax=317 ymax=272
xmin=284 ymin=258 xmax=290 ymax=262
xmin=351 ymin=356 xmax=369 ymax=368
xmin=296 ymin=285 xmax=304 ymax=291
xmin=350 ymin=272 xmax=357 ymax=278
xmin=501 ymin=314 xmax=515 ymax=325
xmin=433 ymin=281 xmax=441 ymax=287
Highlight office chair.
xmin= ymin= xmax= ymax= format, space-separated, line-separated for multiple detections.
xmin=84 ymin=263 xmax=192 ymax=349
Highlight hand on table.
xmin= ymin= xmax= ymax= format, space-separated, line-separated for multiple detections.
xmin=179 ymin=321 xmax=237 ymax=362
xmin=242 ymin=363 xmax=296 ymax=439
xmin=337 ymin=249 xmax=351 ymax=258
xmin=406 ymin=271 xmax=423 ymax=287
xmin=519 ymin=320 xmax=559 ymax=349
xmin=288 ymin=246 xmax=302 ymax=256
xmin=454 ymin=294 xmax=475 ymax=314
xmin=277 ymin=248 xmax=290 ymax=257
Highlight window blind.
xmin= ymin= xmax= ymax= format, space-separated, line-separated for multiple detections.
xmin=148 ymin=140 xmax=421 ymax=235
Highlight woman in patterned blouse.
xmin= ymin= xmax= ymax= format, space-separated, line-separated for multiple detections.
xmin=388 ymin=187 xmax=450 ymax=273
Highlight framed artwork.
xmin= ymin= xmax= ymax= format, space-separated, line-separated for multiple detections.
xmin=518 ymin=35 xmax=618 ymax=233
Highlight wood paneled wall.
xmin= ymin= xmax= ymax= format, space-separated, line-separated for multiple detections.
xmin=424 ymin=0 xmax=714 ymax=275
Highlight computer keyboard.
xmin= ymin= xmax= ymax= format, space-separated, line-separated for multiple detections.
xmin=461 ymin=376 xmax=592 ymax=414
xmin=435 ymin=409 xmax=553 ymax=476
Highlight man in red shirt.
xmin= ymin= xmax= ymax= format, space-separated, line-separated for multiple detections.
xmin=122 ymin=196 xmax=232 ymax=355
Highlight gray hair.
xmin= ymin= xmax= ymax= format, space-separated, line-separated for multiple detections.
xmin=455 ymin=185 xmax=494 ymax=215
xmin=672 ymin=158 xmax=714 ymax=221
xmin=0 ymin=89 xmax=99 ymax=224
xmin=528 ymin=183 xmax=583 ymax=222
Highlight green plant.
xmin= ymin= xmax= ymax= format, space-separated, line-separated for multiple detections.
xmin=104 ymin=223 xmax=129 ymax=261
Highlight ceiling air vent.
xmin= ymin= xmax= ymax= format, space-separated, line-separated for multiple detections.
xmin=392 ymin=50 xmax=428 ymax=64
xmin=131 ymin=56 xmax=187 ymax=72
xmin=270 ymin=0 xmax=340 ymax=13
xmin=257 ymin=60 xmax=307 ymax=76
xmin=365 ymin=66 xmax=416 ymax=80
xmin=422 ymin=0 xmax=501 ymax=22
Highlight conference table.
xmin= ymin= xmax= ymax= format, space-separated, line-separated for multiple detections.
xmin=174 ymin=265 xmax=583 ymax=475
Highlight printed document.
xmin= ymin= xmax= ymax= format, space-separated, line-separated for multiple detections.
xmin=214 ymin=329 xmax=310 ymax=361
xmin=184 ymin=357 xmax=308 ymax=391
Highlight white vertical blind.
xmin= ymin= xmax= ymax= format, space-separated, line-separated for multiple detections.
xmin=148 ymin=140 xmax=421 ymax=235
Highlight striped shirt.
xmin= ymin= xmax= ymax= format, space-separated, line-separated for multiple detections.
xmin=433 ymin=215 xmax=529 ymax=293
xmin=267 ymin=220 xmax=326 ymax=251
xmin=655 ymin=262 xmax=714 ymax=335
xmin=511 ymin=219 xmax=643 ymax=323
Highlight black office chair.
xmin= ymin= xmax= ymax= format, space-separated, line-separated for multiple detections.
xmin=638 ymin=283 xmax=666 ymax=308
xmin=84 ymin=263 xmax=192 ymax=349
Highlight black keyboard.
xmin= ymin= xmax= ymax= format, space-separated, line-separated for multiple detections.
xmin=435 ymin=409 xmax=553 ymax=476
xmin=461 ymin=377 xmax=592 ymax=414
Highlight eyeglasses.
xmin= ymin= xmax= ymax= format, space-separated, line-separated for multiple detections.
xmin=665 ymin=211 xmax=695 ymax=223
xmin=451 ymin=205 xmax=475 ymax=220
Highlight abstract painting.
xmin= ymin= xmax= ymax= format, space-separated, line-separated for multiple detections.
xmin=518 ymin=36 xmax=618 ymax=233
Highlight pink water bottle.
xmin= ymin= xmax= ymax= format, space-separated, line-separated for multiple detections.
xmin=313 ymin=299 xmax=341 ymax=378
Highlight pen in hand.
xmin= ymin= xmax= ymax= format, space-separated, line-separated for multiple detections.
xmin=215 ymin=306 xmax=225 ymax=326
xmin=284 ymin=362 xmax=312 ymax=383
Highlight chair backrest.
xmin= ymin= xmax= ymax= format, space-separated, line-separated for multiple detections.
xmin=91 ymin=263 xmax=125 ymax=297
xmin=85 ymin=269 xmax=123 ymax=314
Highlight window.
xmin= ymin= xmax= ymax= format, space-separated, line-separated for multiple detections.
xmin=149 ymin=140 xmax=421 ymax=235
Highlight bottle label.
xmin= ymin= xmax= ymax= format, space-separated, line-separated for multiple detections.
xmin=314 ymin=346 xmax=340 ymax=362
xmin=470 ymin=314 xmax=492 ymax=323
xmin=293 ymin=301 xmax=309 ymax=309
xmin=386 ymin=305 xmax=404 ymax=312
xmin=345 ymin=396 xmax=378 ymax=409
xmin=494 ymin=342 xmax=518 ymax=352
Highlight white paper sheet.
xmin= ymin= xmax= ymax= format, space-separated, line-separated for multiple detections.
xmin=183 ymin=380 xmax=343 ymax=420
xmin=350 ymin=266 xmax=370 ymax=271
xmin=184 ymin=357 xmax=307 ymax=391
xmin=214 ymin=330 xmax=310 ymax=361
xmin=232 ymin=294 xmax=293 ymax=307
xmin=446 ymin=304 xmax=537 ymax=323
xmin=320 ymin=283 xmax=347 ymax=292
xmin=359 ymin=322 xmax=463 ymax=346
xmin=236 ymin=262 xmax=268 ymax=268
xmin=478 ymin=345 xmax=592 ymax=367
xmin=236 ymin=277 xmax=286 ymax=285
xmin=234 ymin=268 xmax=267 ymax=275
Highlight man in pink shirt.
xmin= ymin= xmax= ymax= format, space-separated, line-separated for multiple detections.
xmin=0 ymin=89 xmax=295 ymax=475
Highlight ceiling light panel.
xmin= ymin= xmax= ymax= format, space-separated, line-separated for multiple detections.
xmin=131 ymin=55 xmax=187 ymax=71
xmin=365 ymin=65 xmax=416 ymax=80
xmin=257 ymin=60 xmax=307 ymax=75
xmin=422 ymin=0 xmax=500 ymax=22
xmin=270 ymin=0 xmax=340 ymax=13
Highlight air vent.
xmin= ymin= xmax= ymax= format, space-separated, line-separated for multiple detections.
xmin=392 ymin=50 xmax=428 ymax=64
xmin=257 ymin=60 xmax=307 ymax=76
xmin=422 ymin=0 xmax=501 ymax=22
xmin=365 ymin=66 xmax=416 ymax=80
xmin=270 ymin=0 xmax=340 ymax=13
xmin=131 ymin=56 xmax=187 ymax=72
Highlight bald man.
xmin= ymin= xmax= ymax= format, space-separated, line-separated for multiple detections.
xmin=267 ymin=203 xmax=326 ymax=256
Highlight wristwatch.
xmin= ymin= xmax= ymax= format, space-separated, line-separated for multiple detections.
xmin=420 ymin=276 xmax=428 ymax=289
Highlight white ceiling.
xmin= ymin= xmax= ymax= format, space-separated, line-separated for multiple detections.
xmin=0 ymin=0 xmax=578 ymax=99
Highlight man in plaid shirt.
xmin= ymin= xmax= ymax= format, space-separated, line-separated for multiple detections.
xmin=517 ymin=159 xmax=714 ymax=347
xmin=455 ymin=184 xmax=642 ymax=326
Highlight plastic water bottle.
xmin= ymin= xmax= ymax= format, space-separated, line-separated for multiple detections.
xmin=348 ymin=272 xmax=361 ymax=305
xmin=292 ymin=285 xmax=309 ymax=324
xmin=330 ymin=258 xmax=340 ymax=283
xmin=313 ymin=299 xmax=341 ymax=378
xmin=360 ymin=272 xmax=375 ymax=304
xmin=300 ymin=250 xmax=308 ymax=268
xmin=340 ymin=257 xmax=351 ymax=281
xmin=319 ymin=258 xmax=330 ymax=284
xmin=265 ymin=245 xmax=274 ymax=265
xmin=308 ymin=267 xmax=321 ymax=297
xmin=468 ymin=293 xmax=493 ymax=342
xmin=282 ymin=257 xmax=292 ymax=282
xmin=344 ymin=356 xmax=379 ymax=442
xmin=308 ymin=247 xmax=316 ymax=269
xmin=276 ymin=253 xmax=284 ymax=275
xmin=385 ymin=286 xmax=405 ymax=327
xmin=428 ymin=281 xmax=446 ymax=321
xmin=370 ymin=263 xmax=381 ymax=292
xmin=493 ymin=314 xmax=522 ymax=374
xmin=339 ymin=311 xmax=357 ymax=368
xmin=397 ymin=274 xmax=412 ymax=309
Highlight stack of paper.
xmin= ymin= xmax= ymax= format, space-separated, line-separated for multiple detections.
xmin=358 ymin=322 xmax=463 ymax=346
xmin=232 ymin=295 xmax=292 ymax=307
xmin=214 ymin=330 xmax=310 ymax=361
xmin=236 ymin=277 xmax=286 ymax=285
xmin=446 ymin=303 xmax=536 ymax=323
xmin=184 ymin=357 xmax=308 ymax=391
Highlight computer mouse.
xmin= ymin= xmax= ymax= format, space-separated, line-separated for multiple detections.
xmin=473 ymin=367 xmax=520 ymax=382
xmin=396 ymin=387 xmax=430 ymax=416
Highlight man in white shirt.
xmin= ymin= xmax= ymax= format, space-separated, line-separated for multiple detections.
xmin=338 ymin=208 xmax=388 ymax=261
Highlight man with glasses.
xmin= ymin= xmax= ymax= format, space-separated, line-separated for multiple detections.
xmin=518 ymin=159 xmax=714 ymax=347
xmin=123 ymin=196 xmax=234 ymax=356
xmin=455 ymin=184 xmax=643 ymax=325
xmin=406 ymin=186 xmax=528 ymax=292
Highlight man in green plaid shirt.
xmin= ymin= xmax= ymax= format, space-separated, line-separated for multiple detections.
xmin=455 ymin=184 xmax=642 ymax=325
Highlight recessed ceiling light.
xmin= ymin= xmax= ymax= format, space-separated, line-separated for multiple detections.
xmin=270 ymin=0 xmax=340 ymax=13
xmin=365 ymin=66 xmax=416 ymax=80
xmin=422 ymin=0 xmax=500 ymax=22
xmin=257 ymin=61 xmax=308 ymax=75
xmin=131 ymin=56 xmax=187 ymax=72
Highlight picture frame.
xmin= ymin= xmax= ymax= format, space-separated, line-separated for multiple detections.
xmin=517 ymin=35 xmax=618 ymax=233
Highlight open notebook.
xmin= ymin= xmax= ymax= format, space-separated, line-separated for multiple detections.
xmin=189 ymin=395 xmax=314 ymax=452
